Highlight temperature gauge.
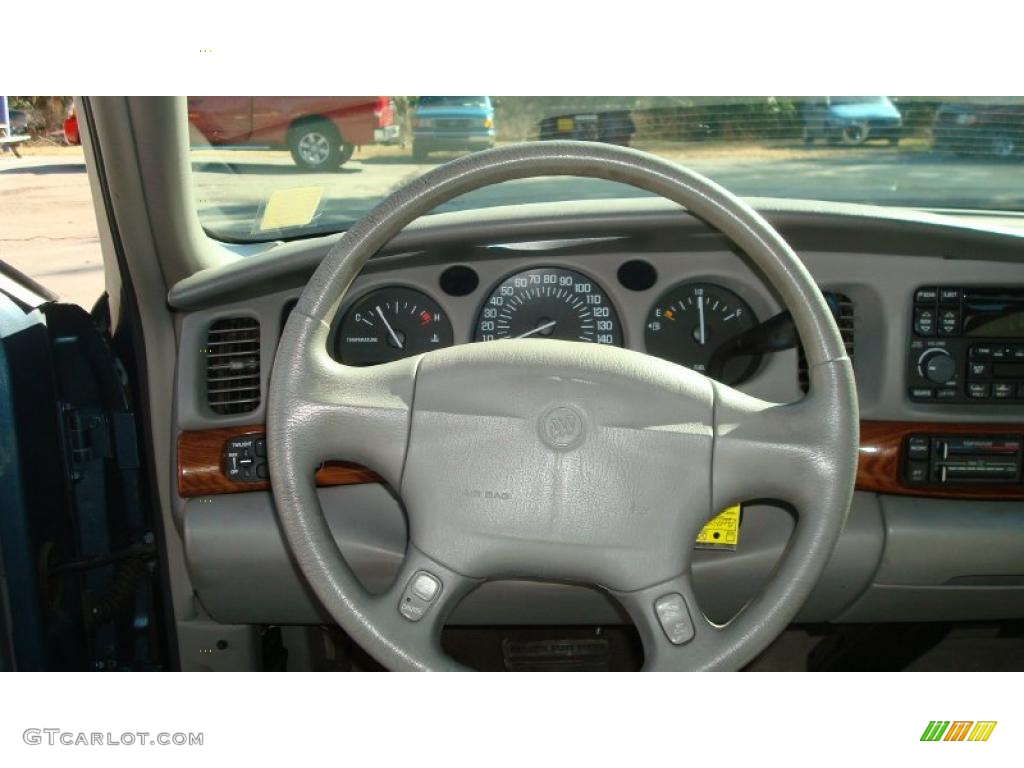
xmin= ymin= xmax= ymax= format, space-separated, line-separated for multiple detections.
xmin=337 ymin=287 xmax=453 ymax=365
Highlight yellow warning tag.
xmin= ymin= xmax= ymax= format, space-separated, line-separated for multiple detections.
xmin=695 ymin=504 xmax=741 ymax=550
xmin=258 ymin=186 xmax=324 ymax=231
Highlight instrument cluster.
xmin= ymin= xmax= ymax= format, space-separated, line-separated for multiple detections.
xmin=335 ymin=261 xmax=771 ymax=385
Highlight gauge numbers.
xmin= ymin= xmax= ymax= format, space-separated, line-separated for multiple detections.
xmin=474 ymin=267 xmax=622 ymax=346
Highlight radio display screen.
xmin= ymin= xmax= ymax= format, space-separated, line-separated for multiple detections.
xmin=963 ymin=305 xmax=1024 ymax=338
xmin=993 ymin=363 xmax=1024 ymax=378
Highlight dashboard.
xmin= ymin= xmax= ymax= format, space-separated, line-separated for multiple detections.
xmin=168 ymin=199 xmax=1024 ymax=631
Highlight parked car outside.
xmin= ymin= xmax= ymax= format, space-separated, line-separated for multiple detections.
xmin=932 ymin=102 xmax=1024 ymax=158
xmin=537 ymin=109 xmax=636 ymax=146
xmin=411 ymin=96 xmax=495 ymax=161
xmin=8 ymin=108 xmax=30 ymax=135
xmin=0 ymin=105 xmax=30 ymax=156
xmin=801 ymin=96 xmax=903 ymax=146
xmin=186 ymin=96 xmax=400 ymax=170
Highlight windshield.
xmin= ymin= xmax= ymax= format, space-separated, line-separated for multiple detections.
xmin=187 ymin=96 xmax=1024 ymax=243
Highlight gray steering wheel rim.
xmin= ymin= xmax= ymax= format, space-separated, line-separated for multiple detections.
xmin=268 ymin=141 xmax=858 ymax=671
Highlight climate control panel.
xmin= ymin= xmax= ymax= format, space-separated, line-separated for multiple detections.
xmin=904 ymin=434 xmax=1023 ymax=487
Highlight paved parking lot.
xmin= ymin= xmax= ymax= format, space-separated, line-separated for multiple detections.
xmin=1 ymin=150 xmax=103 ymax=308
xmin=3 ymin=142 xmax=1023 ymax=308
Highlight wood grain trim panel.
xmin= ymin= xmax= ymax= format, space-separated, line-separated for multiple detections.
xmin=180 ymin=421 xmax=1024 ymax=501
xmin=177 ymin=425 xmax=380 ymax=497
xmin=857 ymin=420 xmax=1024 ymax=500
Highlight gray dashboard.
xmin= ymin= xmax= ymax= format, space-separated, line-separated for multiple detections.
xmin=171 ymin=199 xmax=1024 ymax=628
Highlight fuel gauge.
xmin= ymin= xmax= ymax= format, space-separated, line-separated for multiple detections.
xmin=644 ymin=281 xmax=761 ymax=384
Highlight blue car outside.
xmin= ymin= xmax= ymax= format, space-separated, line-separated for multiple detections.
xmin=802 ymin=96 xmax=903 ymax=146
xmin=412 ymin=96 xmax=495 ymax=160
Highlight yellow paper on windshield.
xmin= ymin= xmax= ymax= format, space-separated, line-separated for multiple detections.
xmin=695 ymin=504 xmax=741 ymax=550
xmin=259 ymin=186 xmax=324 ymax=231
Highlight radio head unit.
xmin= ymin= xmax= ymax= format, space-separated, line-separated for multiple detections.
xmin=908 ymin=286 xmax=1024 ymax=404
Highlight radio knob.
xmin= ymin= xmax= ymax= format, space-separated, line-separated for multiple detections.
xmin=918 ymin=348 xmax=956 ymax=384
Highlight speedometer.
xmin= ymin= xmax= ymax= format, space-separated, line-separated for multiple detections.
xmin=474 ymin=267 xmax=622 ymax=346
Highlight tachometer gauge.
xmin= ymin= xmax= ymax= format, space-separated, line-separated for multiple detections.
xmin=645 ymin=281 xmax=760 ymax=384
xmin=474 ymin=267 xmax=622 ymax=346
xmin=338 ymin=287 xmax=452 ymax=365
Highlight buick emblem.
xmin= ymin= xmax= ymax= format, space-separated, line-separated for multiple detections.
xmin=540 ymin=405 xmax=585 ymax=449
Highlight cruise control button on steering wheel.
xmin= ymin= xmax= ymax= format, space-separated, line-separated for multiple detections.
xmin=654 ymin=593 xmax=696 ymax=645
xmin=399 ymin=571 xmax=443 ymax=622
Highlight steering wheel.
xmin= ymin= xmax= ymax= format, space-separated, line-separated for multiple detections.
xmin=268 ymin=142 xmax=858 ymax=671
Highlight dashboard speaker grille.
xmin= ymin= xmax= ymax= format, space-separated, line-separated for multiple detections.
xmin=799 ymin=292 xmax=854 ymax=393
xmin=205 ymin=317 xmax=261 ymax=414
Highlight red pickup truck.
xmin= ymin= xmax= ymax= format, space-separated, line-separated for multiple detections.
xmin=187 ymin=96 xmax=399 ymax=170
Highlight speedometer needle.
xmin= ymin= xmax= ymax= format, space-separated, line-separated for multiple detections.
xmin=376 ymin=305 xmax=404 ymax=349
xmin=516 ymin=320 xmax=557 ymax=339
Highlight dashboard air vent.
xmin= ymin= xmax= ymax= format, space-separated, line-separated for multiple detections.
xmin=799 ymin=292 xmax=854 ymax=393
xmin=205 ymin=317 xmax=261 ymax=415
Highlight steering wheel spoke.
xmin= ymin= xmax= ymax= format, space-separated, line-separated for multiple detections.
xmin=270 ymin=311 xmax=418 ymax=488
xmin=612 ymin=570 xmax=724 ymax=671
xmin=368 ymin=545 xmax=482 ymax=671
xmin=711 ymin=360 xmax=856 ymax=516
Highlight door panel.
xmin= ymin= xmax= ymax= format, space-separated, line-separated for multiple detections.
xmin=0 ymin=290 xmax=167 ymax=671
